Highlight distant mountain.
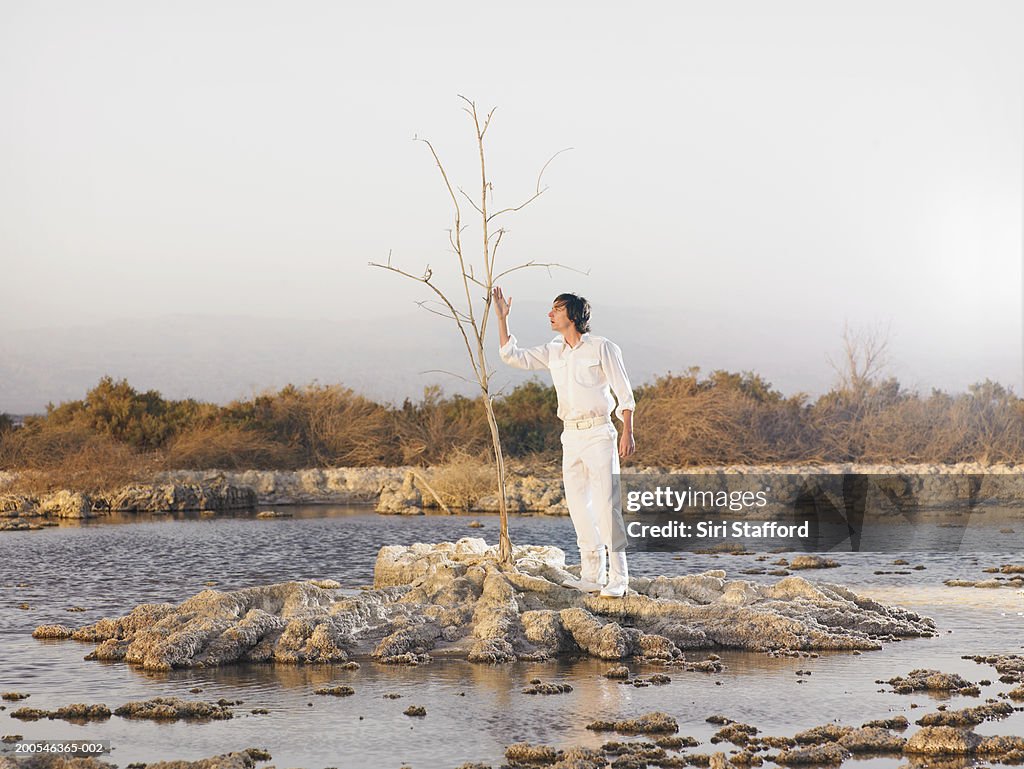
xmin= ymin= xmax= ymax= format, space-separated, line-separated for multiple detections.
xmin=0 ymin=305 xmax=1016 ymax=413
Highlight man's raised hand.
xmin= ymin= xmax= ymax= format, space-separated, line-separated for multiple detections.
xmin=492 ymin=286 xmax=512 ymax=319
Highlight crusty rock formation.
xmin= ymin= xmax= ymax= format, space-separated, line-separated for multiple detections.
xmin=0 ymin=482 xmax=256 ymax=521
xmin=885 ymin=669 xmax=980 ymax=696
xmin=113 ymin=697 xmax=234 ymax=721
xmin=34 ymin=538 xmax=934 ymax=670
xmin=0 ymin=749 xmax=268 ymax=769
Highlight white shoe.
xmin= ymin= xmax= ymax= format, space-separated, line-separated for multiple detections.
xmin=566 ymin=547 xmax=607 ymax=592
xmin=581 ymin=547 xmax=607 ymax=587
xmin=565 ymin=577 xmax=604 ymax=593
xmin=600 ymin=551 xmax=629 ymax=598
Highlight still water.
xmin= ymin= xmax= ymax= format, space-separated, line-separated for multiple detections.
xmin=1 ymin=508 xmax=1023 ymax=768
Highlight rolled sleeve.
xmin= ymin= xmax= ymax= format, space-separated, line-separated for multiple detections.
xmin=601 ymin=341 xmax=636 ymax=422
xmin=499 ymin=334 xmax=550 ymax=371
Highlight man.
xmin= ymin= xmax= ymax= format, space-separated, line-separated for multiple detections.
xmin=492 ymin=287 xmax=636 ymax=597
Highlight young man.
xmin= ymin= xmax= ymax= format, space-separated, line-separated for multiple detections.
xmin=492 ymin=287 xmax=636 ymax=597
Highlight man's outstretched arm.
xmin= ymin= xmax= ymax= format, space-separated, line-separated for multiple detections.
xmin=492 ymin=286 xmax=549 ymax=371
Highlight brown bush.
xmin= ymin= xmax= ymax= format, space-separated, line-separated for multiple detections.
xmin=4 ymin=372 xmax=1023 ymax=478
xmin=633 ymin=370 xmax=815 ymax=466
xmin=269 ymin=384 xmax=398 ymax=466
xmin=0 ymin=423 xmax=155 ymax=494
xmin=393 ymin=386 xmax=489 ymax=465
xmin=162 ymin=424 xmax=299 ymax=470
xmin=419 ymin=448 xmax=495 ymax=510
xmin=808 ymin=379 xmax=1024 ymax=464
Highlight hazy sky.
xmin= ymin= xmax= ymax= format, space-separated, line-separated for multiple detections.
xmin=2 ymin=1 xmax=1022 ymax=409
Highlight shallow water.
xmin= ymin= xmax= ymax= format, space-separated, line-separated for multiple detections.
xmin=2 ymin=508 xmax=1024 ymax=768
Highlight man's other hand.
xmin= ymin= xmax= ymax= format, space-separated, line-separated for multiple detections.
xmin=619 ymin=430 xmax=635 ymax=459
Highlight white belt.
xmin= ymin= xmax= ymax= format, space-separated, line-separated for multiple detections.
xmin=563 ymin=415 xmax=612 ymax=430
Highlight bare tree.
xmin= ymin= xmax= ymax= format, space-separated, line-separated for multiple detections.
xmin=370 ymin=96 xmax=576 ymax=564
xmin=827 ymin=321 xmax=892 ymax=394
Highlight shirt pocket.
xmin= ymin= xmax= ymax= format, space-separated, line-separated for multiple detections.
xmin=548 ymin=359 xmax=568 ymax=388
xmin=573 ymin=358 xmax=603 ymax=387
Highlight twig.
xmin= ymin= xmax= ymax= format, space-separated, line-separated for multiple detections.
xmin=415 ymin=300 xmax=471 ymax=322
xmin=458 ymin=188 xmax=485 ymax=215
xmin=486 ymin=147 xmax=574 ymax=222
xmin=419 ymin=368 xmax=477 ymax=385
xmin=493 ymin=260 xmax=589 ymax=281
xmin=369 ymin=259 xmax=481 ymax=382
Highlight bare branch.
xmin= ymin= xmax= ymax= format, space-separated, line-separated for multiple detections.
xmin=456 ymin=93 xmax=476 ymax=116
xmin=487 ymin=189 xmax=546 ymax=221
xmin=480 ymin=106 xmax=497 ymax=138
xmin=485 ymin=147 xmax=573 ymax=222
xmin=458 ymin=187 xmax=485 ymax=215
xmin=414 ymin=135 xmax=479 ymax=340
xmin=490 ymin=229 xmax=506 ymax=270
xmin=493 ymin=260 xmax=590 ymax=281
xmin=369 ymin=259 xmax=481 ymax=382
xmin=418 ymin=368 xmax=477 ymax=386
xmin=415 ymin=137 xmax=460 ymax=214
xmin=535 ymin=147 xmax=573 ymax=194
xmin=415 ymin=300 xmax=471 ymax=322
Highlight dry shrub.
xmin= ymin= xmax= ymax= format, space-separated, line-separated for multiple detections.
xmin=394 ymin=386 xmax=489 ymax=465
xmin=810 ymin=380 xmax=1024 ymax=464
xmin=420 ymin=448 xmax=494 ymax=511
xmin=635 ymin=372 xmax=813 ymax=466
xmin=163 ymin=424 xmax=298 ymax=470
xmin=238 ymin=384 xmax=399 ymax=467
xmin=0 ymin=423 xmax=154 ymax=495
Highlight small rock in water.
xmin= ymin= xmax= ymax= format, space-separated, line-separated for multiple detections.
xmin=788 ymin=555 xmax=839 ymax=570
xmin=314 ymin=686 xmax=354 ymax=697
xmin=114 ymin=696 xmax=234 ymax=721
xmin=886 ymin=669 xmax=981 ymax=696
xmin=586 ymin=711 xmax=678 ymax=734
xmin=256 ymin=510 xmax=293 ymax=518
xmin=521 ymin=681 xmax=573 ymax=695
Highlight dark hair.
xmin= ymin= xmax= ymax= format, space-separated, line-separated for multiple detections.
xmin=554 ymin=293 xmax=591 ymax=334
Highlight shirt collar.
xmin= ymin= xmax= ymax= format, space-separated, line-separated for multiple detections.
xmin=560 ymin=332 xmax=590 ymax=350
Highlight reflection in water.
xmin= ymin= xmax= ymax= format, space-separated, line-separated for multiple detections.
xmin=1 ymin=507 xmax=1023 ymax=767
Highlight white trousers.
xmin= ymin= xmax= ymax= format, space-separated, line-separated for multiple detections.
xmin=561 ymin=421 xmax=628 ymax=552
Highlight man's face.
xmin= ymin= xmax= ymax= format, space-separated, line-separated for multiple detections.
xmin=548 ymin=302 xmax=572 ymax=333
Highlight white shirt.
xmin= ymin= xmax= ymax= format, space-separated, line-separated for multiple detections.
xmin=499 ymin=332 xmax=636 ymax=422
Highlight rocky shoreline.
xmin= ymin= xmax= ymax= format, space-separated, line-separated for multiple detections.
xmin=0 ymin=463 xmax=1022 ymax=524
xmin=31 ymin=538 xmax=934 ymax=668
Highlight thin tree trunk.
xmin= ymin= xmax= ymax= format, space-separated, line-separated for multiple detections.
xmin=482 ymin=394 xmax=512 ymax=562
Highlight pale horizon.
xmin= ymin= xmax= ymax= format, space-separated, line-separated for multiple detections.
xmin=0 ymin=300 xmax=1015 ymax=415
